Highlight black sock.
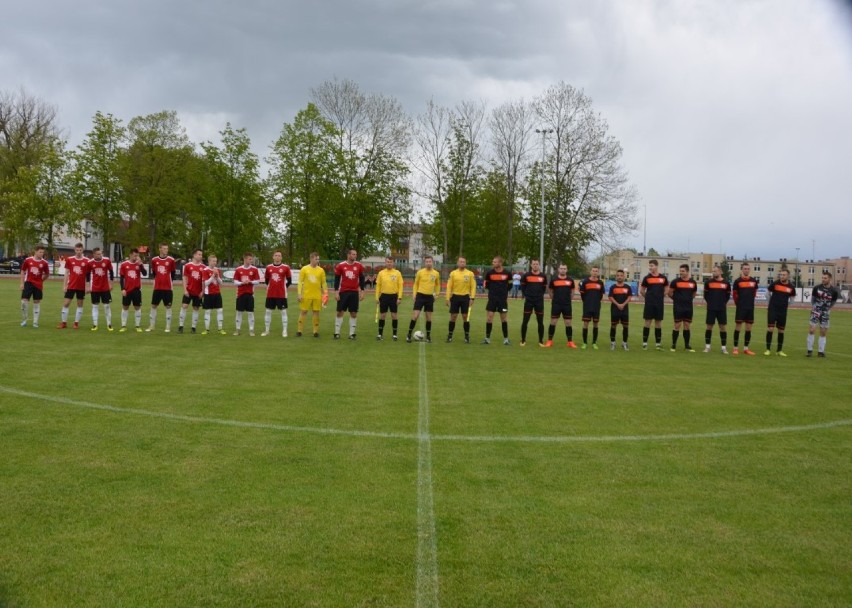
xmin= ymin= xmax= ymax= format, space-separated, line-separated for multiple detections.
xmin=537 ymin=316 xmax=544 ymax=342
xmin=408 ymin=319 xmax=416 ymax=336
xmin=766 ymin=331 xmax=772 ymax=350
xmin=733 ymin=329 xmax=740 ymax=347
xmin=684 ymin=330 xmax=691 ymax=348
xmin=426 ymin=321 xmax=432 ymax=337
xmin=392 ymin=320 xmax=397 ymax=334
xmin=610 ymin=326 xmax=616 ymax=342
xmin=744 ymin=330 xmax=751 ymax=347
xmin=378 ymin=320 xmax=385 ymax=335
xmin=720 ymin=331 xmax=727 ymax=346
xmin=643 ymin=327 xmax=650 ymax=343
xmin=672 ymin=330 xmax=679 ymax=348
xmin=592 ymin=326 xmax=599 ymax=344
xmin=566 ymin=325 xmax=573 ymax=341
xmin=777 ymin=333 xmax=784 ymax=351
xmin=463 ymin=321 xmax=470 ymax=338
xmin=521 ymin=313 xmax=530 ymax=341
xmin=705 ymin=329 xmax=712 ymax=345
xmin=486 ymin=322 xmax=492 ymax=338
xmin=448 ymin=321 xmax=455 ymax=336
xmin=622 ymin=326 xmax=629 ymax=342
xmin=655 ymin=327 xmax=662 ymax=345
xmin=549 ymin=324 xmax=556 ymax=339
xmin=582 ymin=328 xmax=588 ymax=344
xmin=501 ymin=321 xmax=508 ymax=338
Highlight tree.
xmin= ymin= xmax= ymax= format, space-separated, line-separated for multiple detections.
xmin=720 ymin=259 xmax=732 ymax=283
xmin=413 ymin=100 xmax=452 ymax=260
xmin=70 ymin=111 xmax=126 ymax=258
xmin=647 ymin=247 xmax=660 ymax=257
xmin=200 ymin=124 xmax=267 ymax=265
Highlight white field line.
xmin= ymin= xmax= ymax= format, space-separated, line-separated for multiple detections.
xmin=0 ymin=384 xmax=849 ymax=444
xmin=416 ymin=342 xmax=440 ymax=608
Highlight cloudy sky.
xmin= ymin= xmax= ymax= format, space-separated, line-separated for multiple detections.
xmin=5 ymin=0 xmax=852 ymax=260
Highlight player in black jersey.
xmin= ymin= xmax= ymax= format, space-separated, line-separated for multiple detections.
xmin=544 ymin=263 xmax=577 ymax=348
xmin=703 ymin=265 xmax=731 ymax=354
xmin=519 ymin=260 xmax=548 ymax=346
xmin=579 ymin=266 xmax=605 ymax=349
xmin=806 ymin=271 xmax=839 ymax=357
xmin=731 ymin=262 xmax=759 ymax=355
xmin=640 ymin=259 xmax=669 ymax=349
xmin=481 ymin=256 xmax=512 ymax=345
xmin=765 ymin=268 xmax=796 ymax=356
xmin=608 ymin=269 xmax=633 ymax=350
xmin=667 ymin=264 xmax=697 ymax=351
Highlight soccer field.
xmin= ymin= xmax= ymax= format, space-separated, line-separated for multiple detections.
xmin=1 ymin=279 xmax=850 ymax=607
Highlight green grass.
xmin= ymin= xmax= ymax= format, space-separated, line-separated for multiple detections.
xmin=1 ymin=278 xmax=850 ymax=606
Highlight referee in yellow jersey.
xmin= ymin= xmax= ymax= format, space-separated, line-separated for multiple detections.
xmin=406 ymin=255 xmax=441 ymax=343
xmin=446 ymin=256 xmax=476 ymax=343
xmin=375 ymin=256 xmax=404 ymax=341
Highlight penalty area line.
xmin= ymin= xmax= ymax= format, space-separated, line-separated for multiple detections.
xmin=0 ymin=384 xmax=849 ymax=444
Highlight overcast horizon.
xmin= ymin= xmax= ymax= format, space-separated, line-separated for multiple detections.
xmin=5 ymin=0 xmax=852 ymax=261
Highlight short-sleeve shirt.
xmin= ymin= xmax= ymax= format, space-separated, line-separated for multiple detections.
xmin=579 ymin=278 xmax=606 ymax=307
xmin=549 ymin=277 xmax=575 ymax=306
xmin=183 ymin=262 xmax=205 ymax=296
xmin=64 ymin=256 xmax=89 ymax=291
xmin=767 ymin=281 xmax=796 ymax=311
xmin=89 ymin=258 xmax=113 ymax=292
xmin=703 ymin=279 xmax=731 ymax=311
xmin=233 ymin=265 xmax=261 ymax=297
xmin=609 ymin=283 xmax=633 ymax=306
xmin=265 ymin=264 xmax=292 ymax=299
xmin=150 ymin=256 xmax=176 ymax=291
xmin=335 ymin=261 xmax=365 ymax=293
xmin=22 ymin=257 xmax=50 ymax=289
xmin=732 ymin=277 xmax=759 ymax=308
xmin=669 ymin=278 xmax=697 ymax=307
xmin=202 ymin=266 xmax=223 ymax=296
xmin=119 ymin=261 xmax=144 ymax=293
xmin=520 ymin=272 xmax=548 ymax=299
xmin=641 ymin=274 xmax=669 ymax=305
xmin=483 ymin=269 xmax=512 ymax=299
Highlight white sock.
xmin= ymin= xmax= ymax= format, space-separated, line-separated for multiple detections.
xmin=281 ymin=310 xmax=288 ymax=333
xmin=104 ymin=306 xmax=112 ymax=326
xmin=204 ymin=310 xmax=211 ymax=330
xmin=248 ymin=312 xmax=255 ymax=332
xmin=61 ymin=307 xmax=69 ymax=322
xmin=807 ymin=334 xmax=815 ymax=351
xmin=217 ymin=309 xmax=223 ymax=329
xmin=335 ymin=316 xmax=343 ymax=334
xmin=265 ymin=309 xmax=272 ymax=332
xmin=150 ymin=309 xmax=157 ymax=327
xmin=165 ymin=309 xmax=172 ymax=330
xmin=92 ymin=306 xmax=99 ymax=326
xmin=235 ymin=311 xmax=243 ymax=331
xmin=135 ymin=309 xmax=142 ymax=327
xmin=121 ymin=309 xmax=128 ymax=327
xmin=21 ymin=300 xmax=28 ymax=322
xmin=33 ymin=303 xmax=40 ymax=324
xmin=818 ymin=336 xmax=826 ymax=353
xmin=191 ymin=310 xmax=198 ymax=329
xmin=75 ymin=307 xmax=84 ymax=323
xmin=349 ymin=318 xmax=357 ymax=336
xmin=179 ymin=308 xmax=186 ymax=327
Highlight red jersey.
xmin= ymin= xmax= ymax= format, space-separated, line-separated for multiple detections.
xmin=233 ymin=265 xmax=261 ymax=297
xmin=182 ymin=262 xmax=205 ymax=296
xmin=265 ymin=263 xmax=292 ymax=299
xmin=150 ymin=256 xmax=176 ymax=290
xmin=202 ymin=266 xmax=223 ymax=296
xmin=335 ymin=261 xmax=365 ymax=293
xmin=21 ymin=256 xmax=50 ymax=289
xmin=64 ymin=256 xmax=89 ymax=291
xmin=119 ymin=260 xmax=145 ymax=293
xmin=88 ymin=258 xmax=114 ymax=292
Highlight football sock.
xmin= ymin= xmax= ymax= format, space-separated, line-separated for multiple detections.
xmin=408 ymin=319 xmax=416 ymax=335
xmin=121 ymin=309 xmax=128 ymax=327
xmin=776 ymin=333 xmax=784 ymax=351
xmin=217 ymin=309 xmax=224 ymax=329
xmin=335 ymin=316 xmax=343 ymax=335
xmin=74 ymin=307 xmax=83 ymax=323
xmin=312 ymin=316 xmax=319 ymax=333
xmin=566 ymin=326 xmax=573 ymax=341
xmin=463 ymin=321 xmax=470 ymax=338
xmin=179 ymin=308 xmax=186 ymax=327
xmin=744 ymin=330 xmax=752 ymax=347
xmin=448 ymin=320 xmax=456 ymax=336
xmin=135 ymin=309 xmax=142 ymax=327
xmin=549 ymin=324 xmax=556 ymax=340
xmin=61 ymin=307 xmax=69 ymax=323
xmin=486 ymin=322 xmax=493 ymax=338
xmin=298 ymin=315 xmax=304 ymax=333
xmin=501 ymin=321 xmax=508 ymax=339
xmin=33 ymin=303 xmax=40 ymax=325
xmin=592 ymin=327 xmax=598 ymax=344
xmin=248 ymin=313 xmax=255 ymax=332
xmin=204 ymin=310 xmax=211 ymax=330
xmin=392 ymin=319 xmax=397 ymax=334
xmin=190 ymin=310 xmax=197 ymax=329
xmin=720 ymin=331 xmax=727 ymax=346
xmin=642 ymin=326 xmax=650 ymax=343
xmin=265 ymin=310 xmax=273 ymax=332
xmin=733 ymin=329 xmax=740 ymax=347
xmin=92 ymin=307 xmax=99 ymax=326
xmin=149 ymin=309 xmax=157 ymax=327
xmin=425 ymin=320 xmax=432 ymax=337
xmin=21 ymin=300 xmax=28 ymax=322
xmin=281 ymin=310 xmax=287 ymax=331
xmin=766 ymin=331 xmax=772 ymax=350
xmin=165 ymin=309 xmax=172 ymax=331
xmin=610 ymin=326 xmax=616 ymax=342
xmin=818 ymin=336 xmax=826 ymax=353
xmin=683 ymin=330 xmax=691 ymax=348
xmin=806 ymin=334 xmax=815 ymax=351
xmin=349 ymin=318 xmax=356 ymax=336
xmin=705 ymin=329 xmax=712 ymax=345
xmin=672 ymin=330 xmax=680 ymax=348
xmin=654 ymin=327 xmax=662 ymax=344
xmin=235 ymin=311 xmax=243 ymax=331
xmin=582 ymin=328 xmax=588 ymax=344
xmin=537 ymin=316 xmax=544 ymax=343
xmin=521 ymin=313 xmax=530 ymax=341
xmin=622 ymin=326 xmax=628 ymax=342
xmin=378 ymin=320 xmax=385 ymax=335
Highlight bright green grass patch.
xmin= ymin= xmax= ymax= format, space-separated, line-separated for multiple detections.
xmin=0 ymin=279 xmax=850 ymax=606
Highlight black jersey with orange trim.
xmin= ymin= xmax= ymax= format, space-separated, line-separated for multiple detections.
xmin=732 ymin=277 xmax=759 ymax=307
xmin=608 ymin=283 xmax=633 ymax=305
xmin=520 ymin=272 xmax=548 ymax=299
xmin=579 ymin=278 xmax=606 ymax=306
xmin=669 ymin=278 xmax=697 ymax=307
xmin=703 ymin=279 xmax=731 ymax=311
xmin=549 ymin=276 xmax=575 ymax=306
xmin=767 ymin=280 xmax=796 ymax=311
xmin=641 ymin=274 xmax=669 ymax=305
xmin=483 ymin=269 xmax=512 ymax=299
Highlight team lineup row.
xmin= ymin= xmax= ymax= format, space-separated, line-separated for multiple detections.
xmin=18 ymin=245 xmax=840 ymax=357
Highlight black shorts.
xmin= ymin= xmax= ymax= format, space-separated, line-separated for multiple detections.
xmin=64 ymin=289 xmax=86 ymax=301
xmin=122 ymin=290 xmax=142 ymax=308
xmin=706 ymin=308 xmax=728 ymax=326
xmin=449 ymin=294 xmax=471 ymax=315
xmin=91 ymin=291 xmax=112 ymax=305
xmin=485 ymin=295 xmax=508 ymax=313
xmin=202 ymin=293 xmax=223 ymax=310
xmin=767 ymin=307 xmax=787 ymax=330
xmin=524 ymin=298 xmax=544 ymax=315
xmin=265 ymin=297 xmax=288 ymax=310
xmin=550 ymin=302 xmax=573 ymax=319
xmin=152 ymin=289 xmax=173 ymax=306
xmin=413 ymin=294 xmax=435 ymax=312
xmin=582 ymin=307 xmax=601 ymax=322
xmin=182 ymin=294 xmax=202 ymax=308
xmin=236 ymin=293 xmax=255 ymax=312
xmin=21 ymin=282 xmax=43 ymax=301
xmin=643 ymin=301 xmax=664 ymax=321
xmin=674 ymin=306 xmax=693 ymax=323
xmin=735 ymin=307 xmax=755 ymax=324
xmin=611 ymin=307 xmax=629 ymax=325
xmin=378 ymin=293 xmax=399 ymax=314
xmin=336 ymin=291 xmax=360 ymax=313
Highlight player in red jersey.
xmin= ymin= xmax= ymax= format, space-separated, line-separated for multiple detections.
xmin=233 ymin=252 xmax=261 ymax=336
xmin=58 ymin=242 xmax=89 ymax=329
xmin=178 ymin=249 xmax=205 ymax=334
xmin=201 ymin=254 xmax=226 ymax=335
xmin=20 ymin=244 xmax=50 ymax=328
xmin=334 ymin=248 xmax=366 ymax=340
xmin=87 ymin=247 xmax=115 ymax=331
xmin=146 ymin=242 xmax=176 ymax=332
xmin=263 ymin=251 xmax=293 ymax=337
xmin=118 ymin=248 xmax=147 ymax=332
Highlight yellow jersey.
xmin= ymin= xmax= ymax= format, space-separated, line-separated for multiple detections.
xmin=298 ymin=265 xmax=327 ymax=299
xmin=375 ymin=268 xmax=404 ymax=300
xmin=446 ymin=269 xmax=476 ymax=300
xmin=413 ymin=268 xmax=441 ymax=297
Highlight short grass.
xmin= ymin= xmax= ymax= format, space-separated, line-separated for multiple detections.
xmin=0 ymin=278 xmax=850 ymax=607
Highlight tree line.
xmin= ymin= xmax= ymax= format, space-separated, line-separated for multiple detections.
xmin=0 ymin=81 xmax=638 ymax=268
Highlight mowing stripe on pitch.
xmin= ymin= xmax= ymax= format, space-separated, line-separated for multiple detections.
xmin=416 ymin=342 xmax=440 ymax=608
xmin=1 ymin=384 xmax=849 ymax=444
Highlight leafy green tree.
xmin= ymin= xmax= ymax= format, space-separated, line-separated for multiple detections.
xmin=70 ymin=111 xmax=126 ymax=258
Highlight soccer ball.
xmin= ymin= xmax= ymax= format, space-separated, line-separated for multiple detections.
xmin=413 ymin=330 xmax=424 ymax=341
